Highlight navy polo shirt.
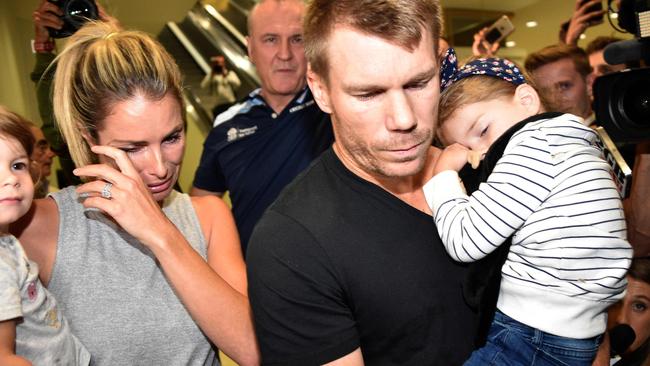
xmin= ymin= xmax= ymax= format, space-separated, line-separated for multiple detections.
xmin=193 ymin=87 xmax=333 ymax=254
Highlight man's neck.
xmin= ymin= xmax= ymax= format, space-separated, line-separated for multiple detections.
xmin=260 ymin=90 xmax=298 ymax=114
xmin=333 ymin=143 xmax=439 ymax=215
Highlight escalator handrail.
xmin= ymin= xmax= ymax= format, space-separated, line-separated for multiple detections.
xmin=167 ymin=21 xmax=211 ymax=75
xmin=203 ymin=4 xmax=248 ymax=49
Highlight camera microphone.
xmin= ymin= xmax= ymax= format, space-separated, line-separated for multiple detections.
xmin=603 ymin=39 xmax=650 ymax=65
xmin=609 ymin=324 xmax=636 ymax=358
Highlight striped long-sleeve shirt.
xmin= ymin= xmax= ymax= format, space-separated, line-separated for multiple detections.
xmin=424 ymin=113 xmax=633 ymax=339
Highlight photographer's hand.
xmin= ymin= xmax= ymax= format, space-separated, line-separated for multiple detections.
xmin=32 ymin=0 xmax=63 ymax=44
xmin=565 ymin=0 xmax=607 ymax=45
xmin=472 ymin=27 xmax=500 ymax=57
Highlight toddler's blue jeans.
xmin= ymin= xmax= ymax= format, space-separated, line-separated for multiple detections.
xmin=464 ymin=310 xmax=602 ymax=366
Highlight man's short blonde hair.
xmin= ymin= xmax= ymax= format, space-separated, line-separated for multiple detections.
xmin=304 ymin=0 xmax=443 ymax=83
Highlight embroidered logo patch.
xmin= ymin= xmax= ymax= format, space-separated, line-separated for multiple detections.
xmin=226 ymin=126 xmax=258 ymax=142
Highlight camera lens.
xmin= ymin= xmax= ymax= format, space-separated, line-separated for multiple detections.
xmin=621 ymin=79 xmax=650 ymax=127
xmin=65 ymin=0 xmax=98 ymax=28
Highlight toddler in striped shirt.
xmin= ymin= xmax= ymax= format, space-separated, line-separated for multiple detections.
xmin=424 ymin=52 xmax=633 ymax=366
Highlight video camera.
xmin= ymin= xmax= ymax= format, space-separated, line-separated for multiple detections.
xmin=47 ymin=0 xmax=98 ymax=38
xmin=593 ymin=0 xmax=650 ymax=143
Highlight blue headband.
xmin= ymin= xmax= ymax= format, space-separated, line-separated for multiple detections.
xmin=440 ymin=48 xmax=527 ymax=92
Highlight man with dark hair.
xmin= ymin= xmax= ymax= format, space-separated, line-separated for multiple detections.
xmin=191 ymin=0 xmax=333 ymax=254
xmin=584 ymin=36 xmax=628 ymax=87
xmin=247 ymin=0 xmax=477 ymax=364
xmin=525 ymin=44 xmax=594 ymax=123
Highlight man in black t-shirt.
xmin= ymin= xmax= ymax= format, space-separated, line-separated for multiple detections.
xmin=246 ymin=0 xmax=478 ymax=364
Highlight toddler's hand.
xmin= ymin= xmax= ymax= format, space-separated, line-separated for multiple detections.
xmin=433 ymin=143 xmax=472 ymax=174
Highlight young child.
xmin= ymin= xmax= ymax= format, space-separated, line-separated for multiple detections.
xmin=424 ymin=53 xmax=633 ymax=365
xmin=0 ymin=106 xmax=90 ymax=365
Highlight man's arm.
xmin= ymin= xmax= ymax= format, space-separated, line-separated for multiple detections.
xmin=190 ymin=186 xmax=224 ymax=198
xmin=323 ymin=348 xmax=364 ymax=366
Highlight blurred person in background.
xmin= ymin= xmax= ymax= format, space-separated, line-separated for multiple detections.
xmin=525 ymin=44 xmax=594 ymax=124
xmin=200 ymin=55 xmax=241 ymax=118
xmin=28 ymin=122 xmax=56 ymax=198
xmin=607 ymin=257 xmax=650 ymax=366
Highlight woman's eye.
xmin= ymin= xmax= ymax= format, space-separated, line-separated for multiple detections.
xmin=119 ymin=147 xmax=140 ymax=154
xmin=480 ymin=126 xmax=489 ymax=137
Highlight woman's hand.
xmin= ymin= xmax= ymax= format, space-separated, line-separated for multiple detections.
xmin=73 ymin=145 xmax=177 ymax=249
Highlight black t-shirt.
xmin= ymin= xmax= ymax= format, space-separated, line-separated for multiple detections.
xmin=247 ymin=148 xmax=478 ymax=365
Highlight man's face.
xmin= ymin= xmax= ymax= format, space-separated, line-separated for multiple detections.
xmin=309 ymin=26 xmax=439 ymax=183
xmin=588 ymin=50 xmax=626 ymax=95
xmin=589 ymin=50 xmax=626 ymax=78
xmin=531 ymin=58 xmax=592 ymax=119
xmin=29 ymin=126 xmax=55 ymax=179
xmin=247 ymin=0 xmax=307 ymax=101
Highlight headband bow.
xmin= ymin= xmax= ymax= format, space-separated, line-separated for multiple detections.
xmin=439 ymin=48 xmax=527 ymax=92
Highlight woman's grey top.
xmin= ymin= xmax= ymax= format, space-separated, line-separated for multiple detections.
xmin=48 ymin=186 xmax=218 ymax=366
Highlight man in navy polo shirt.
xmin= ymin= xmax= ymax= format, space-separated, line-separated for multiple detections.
xmin=191 ymin=0 xmax=333 ymax=254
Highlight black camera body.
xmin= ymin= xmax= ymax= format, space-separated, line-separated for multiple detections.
xmin=595 ymin=0 xmax=650 ymax=143
xmin=47 ymin=0 xmax=98 ymax=38
xmin=593 ymin=68 xmax=650 ymax=143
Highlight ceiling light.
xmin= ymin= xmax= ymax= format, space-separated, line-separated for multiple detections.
xmin=580 ymin=34 xmax=587 ymax=40
xmin=611 ymin=13 xmax=619 ymax=19
xmin=526 ymin=21 xmax=538 ymax=28
xmin=505 ymin=41 xmax=516 ymax=48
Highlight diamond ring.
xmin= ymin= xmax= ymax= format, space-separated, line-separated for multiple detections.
xmin=101 ymin=182 xmax=113 ymax=199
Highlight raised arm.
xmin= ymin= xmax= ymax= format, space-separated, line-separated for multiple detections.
xmin=424 ymin=140 xmax=554 ymax=262
xmin=73 ymin=145 xmax=259 ymax=365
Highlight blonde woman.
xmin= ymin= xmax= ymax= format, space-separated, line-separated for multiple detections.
xmin=11 ymin=21 xmax=258 ymax=366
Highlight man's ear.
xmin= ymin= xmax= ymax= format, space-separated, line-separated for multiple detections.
xmin=307 ymin=65 xmax=332 ymax=114
xmin=514 ymin=83 xmax=542 ymax=115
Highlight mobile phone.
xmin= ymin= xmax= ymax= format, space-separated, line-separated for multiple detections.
xmin=579 ymin=0 xmax=604 ymax=25
xmin=484 ymin=15 xmax=515 ymax=44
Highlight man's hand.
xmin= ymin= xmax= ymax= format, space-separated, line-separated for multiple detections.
xmin=472 ymin=27 xmax=500 ymax=57
xmin=564 ymin=0 xmax=607 ymax=45
xmin=32 ymin=0 xmax=63 ymax=43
